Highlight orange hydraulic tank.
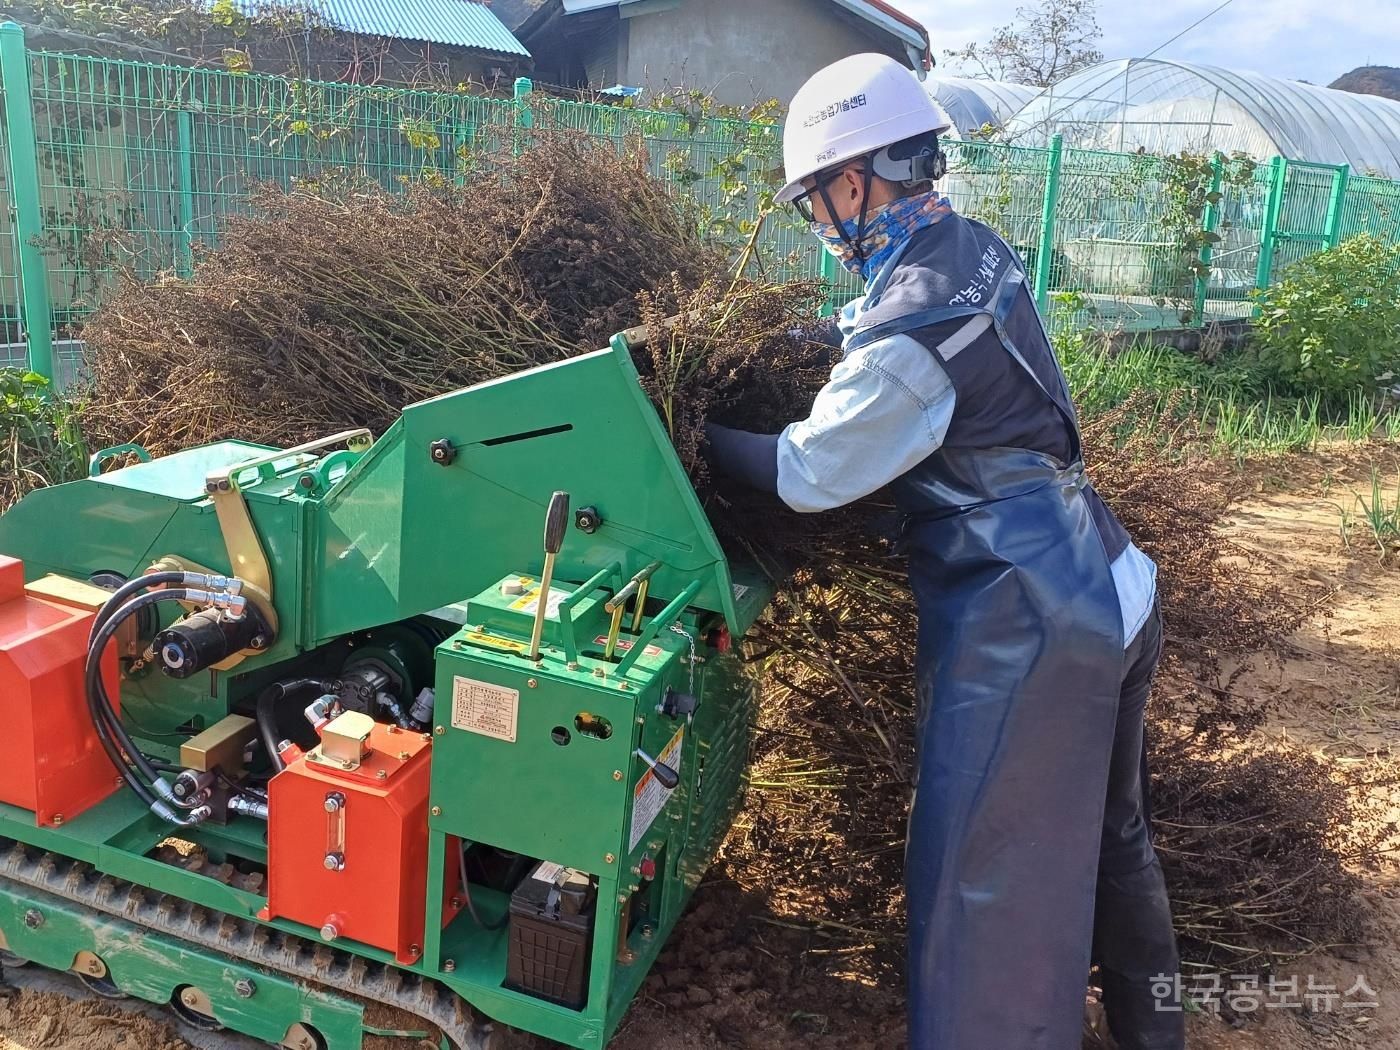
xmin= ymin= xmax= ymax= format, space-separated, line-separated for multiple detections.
xmin=265 ymin=722 xmax=462 ymax=963
xmin=0 ymin=556 xmax=121 ymax=827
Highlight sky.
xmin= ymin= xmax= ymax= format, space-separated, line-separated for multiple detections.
xmin=902 ymin=0 xmax=1400 ymax=87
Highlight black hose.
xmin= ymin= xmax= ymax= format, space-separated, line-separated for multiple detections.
xmin=86 ymin=589 xmax=201 ymax=800
xmin=458 ymin=839 xmax=509 ymax=931
xmin=86 ymin=571 xmax=186 ymax=648
xmin=256 ymin=677 xmax=333 ymax=774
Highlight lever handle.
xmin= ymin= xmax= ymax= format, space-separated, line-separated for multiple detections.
xmin=634 ymin=748 xmax=680 ymax=790
xmin=543 ymin=491 xmax=570 ymax=554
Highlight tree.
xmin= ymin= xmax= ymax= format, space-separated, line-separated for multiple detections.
xmin=945 ymin=0 xmax=1104 ymax=87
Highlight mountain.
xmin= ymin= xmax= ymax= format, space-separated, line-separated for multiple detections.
xmin=1329 ymin=66 xmax=1400 ymax=102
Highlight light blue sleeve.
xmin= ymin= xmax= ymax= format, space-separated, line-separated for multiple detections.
xmin=775 ymin=332 xmax=956 ymax=514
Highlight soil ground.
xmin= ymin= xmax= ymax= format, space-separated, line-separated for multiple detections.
xmin=1 ymin=449 xmax=1397 ymax=1050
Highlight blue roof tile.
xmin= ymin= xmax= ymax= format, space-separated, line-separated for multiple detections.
xmin=240 ymin=0 xmax=530 ymax=57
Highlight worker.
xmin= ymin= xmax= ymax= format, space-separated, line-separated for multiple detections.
xmin=704 ymin=53 xmax=1185 ymax=1050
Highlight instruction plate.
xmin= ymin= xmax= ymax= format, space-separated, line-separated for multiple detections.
xmin=451 ymin=676 xmax=519 ymax=743
xmin=629 ymin=726 xmax=685 ymax=851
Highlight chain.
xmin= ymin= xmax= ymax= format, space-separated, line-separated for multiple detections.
xmin=669 ymin=621 xmax=696 ymax=696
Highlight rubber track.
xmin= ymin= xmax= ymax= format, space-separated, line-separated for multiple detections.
xmin=0 ymin=840 xmax=497 ymax=1050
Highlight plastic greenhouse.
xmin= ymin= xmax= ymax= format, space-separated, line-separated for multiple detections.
xmin=926 ymin=76 xmax=1040 ymax=137
xmin=1004 ymin=59 xmax=1400 ymax=178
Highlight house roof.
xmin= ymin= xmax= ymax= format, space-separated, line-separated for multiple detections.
xmin=488 ymin=0 xmax=550 ymax=30
xmin=556 ymin=0 xmax=931 ymax=71
xmin=240 ymin=0 xmax=531 ymax=57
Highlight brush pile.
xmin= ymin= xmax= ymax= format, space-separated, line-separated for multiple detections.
xmin=75 ymin=136 xmax=1381 ymax=983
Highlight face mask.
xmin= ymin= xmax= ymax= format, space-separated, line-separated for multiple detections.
xmin=811 ymin=190 xmax=953 ymax=281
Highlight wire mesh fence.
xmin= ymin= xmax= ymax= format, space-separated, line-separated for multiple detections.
xmin=4 ymin=26 xmax=1400 ymax=386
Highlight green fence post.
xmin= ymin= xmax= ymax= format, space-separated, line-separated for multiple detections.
xmin=0 ymin=21 xmax=55 ymax=386
xmin=513 ymin=76 xmax=533 ymax=156
xmin=1033 ymin=134 xmax=1064 ymax=313
xmin=1323 ymin=163 xmax=1350 ymax=248
xmin=818 ymin=246 xmax=838 ymax=317
xmin=1253 ymin=155 xmax=1288 ymax=306
xmin=1192 ymin=152 xmax=1225 ymax=328
xmin=176 ymin=108 xmax=195 ymax=277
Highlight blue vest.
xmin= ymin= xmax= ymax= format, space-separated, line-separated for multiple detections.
xmin=849 ymin=214 xmax=1131 ymax=563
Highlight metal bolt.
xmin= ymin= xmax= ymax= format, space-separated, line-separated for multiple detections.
xmin=397 ymin=751 xmax=410 ymax=760
xmin=376 ymin=769 xmax=387 ymax=780
xmin=234 ymin=979 xmax=256 ymax=999
xmin=323 ymin=793 xmax=345 ymax=813
xmin=320 ymin=923 xmax=339 ymax=941
xmin=51 ymin=814 xmax=64 ymax=826
xmin=323 ymin=852 xmax=345 ymax=871
xmin=619 ymin=682 xmax=630 ymax=691
xmin=431 ymin=806 xmax=443 ymax=817
xmin=616 ymin=893 xmax=628 ymax=904
xmin=631 ymin=865 xmax=641 ymax=876
xmin=250 ymin=635 xmax=268 ymax=649
xmin=23 ymin=909 xmax=42 ymax=929
xmin=636 ymin=717 xmax=646 ymax=725
xmin=567 ymin=661 xmax=579 ymax=671
xmin=604 ymin=853 xmax=616 ymax=864
xmin=593 ymin=668 xmax=605 ymax=678
xmin=641 ymin=924 xmax=655 ymax=939
xmin=527 ymin=678 xmax=538 ymax=689
xmin=434 ymin=725 xmax=445 ymax=736
xmin=612 ymin=770 xmax=623 ymax=781
xmin=386 ymin=724 xmax=399 ymax=734
xmin=409 ymin=944 xmax=420 ymax=957
xmin=420 ymin=732 xmax=432 ymax=742
xmin=450 ymin=897 xmax=462 ymax=909
xmin=444 ymin=958 xmax=456 ymax=973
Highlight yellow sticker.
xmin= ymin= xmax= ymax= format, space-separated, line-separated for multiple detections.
xmin=462 ymin=630 xmax=528 ymax=653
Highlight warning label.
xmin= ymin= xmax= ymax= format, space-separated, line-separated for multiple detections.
xmin=629 ymin=726 xmax=684 ymax=852
xmin=591 ymin=635 xmax=662 ymax=658
xmin=451 ymin=676 xmax=519 ymax=743
xmin=510 ymin=586 xmax=570 ymax=620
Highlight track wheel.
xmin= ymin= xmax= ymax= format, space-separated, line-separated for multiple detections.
xmin=279 ymin=1022 xmax=328 ymax=1050
xmin=73 ymin=951 xmax=126 ymax=999
xmin=77 ymin=971 xmax=128 ymax=999
xmin=170 ymin=984 xmax=224 ymax=1031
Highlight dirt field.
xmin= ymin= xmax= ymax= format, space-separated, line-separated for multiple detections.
xmin=1 ymin=449 xmax=1397 ymax=1050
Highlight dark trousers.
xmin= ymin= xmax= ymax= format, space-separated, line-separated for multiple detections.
xmin=1093 ymin=603 xmax=1186 ymax=1050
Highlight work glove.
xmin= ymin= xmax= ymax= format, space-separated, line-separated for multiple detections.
xmin=703 ymin=424 xmax=780 ymax=495
xmin=788 ymin=315 xmax=843 ymax=350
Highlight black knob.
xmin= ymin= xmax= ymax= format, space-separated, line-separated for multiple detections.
xmin=429 ymin=439 xmax=457 ymax=466
xmin=575 ymin=506 xmax=601 ymax=534
xmin=652 ymin=762 xmax=680 ymax=790
xmin=543 ymin=491 xmax=570 ymax=554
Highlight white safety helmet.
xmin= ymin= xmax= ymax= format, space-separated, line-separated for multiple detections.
xmin=777 ymin=53 xmax=953 ymax=204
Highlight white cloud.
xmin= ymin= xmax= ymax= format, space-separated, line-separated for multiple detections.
xmin=899 ymin=0 xmax=1398 ymax=86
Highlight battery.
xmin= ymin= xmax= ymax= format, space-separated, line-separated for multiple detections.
xmin=505 ymin=861 xmax=596 ymax=1010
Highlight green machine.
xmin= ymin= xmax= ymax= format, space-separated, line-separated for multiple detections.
xmin=0 ymin=337 xmax=771 ymax=1049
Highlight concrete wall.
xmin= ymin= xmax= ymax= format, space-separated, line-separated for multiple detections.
xmin=619 ymin=0 xmax=905 ymax=107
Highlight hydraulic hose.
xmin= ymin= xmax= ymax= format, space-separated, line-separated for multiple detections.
xmin=85 ymin=589 xmax=214 ymax=825
xmin=86 ymin=571 xmax=186 ymax=650
xmin=255 ymin=677 xmax=332 ymax=774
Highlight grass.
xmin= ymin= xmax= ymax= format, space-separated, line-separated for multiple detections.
xmin=0 ymin=369 xmax=88 ymax=511
xmin=1058 ymin=332 xmax=1399 ymax=461
xmin=1337 ymin=468 xmax=1400 ymax=562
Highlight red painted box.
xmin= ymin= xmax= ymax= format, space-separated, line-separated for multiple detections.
xmin=0 ymin=556 xmax=121 ymax=827
xmin=266 ymin=722 xmax=461 ymax=963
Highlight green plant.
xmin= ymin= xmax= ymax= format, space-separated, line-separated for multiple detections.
xmin=1353 ymin=469 xmax=1400 ymax=562
xmin=1251 ymin=234 xmax=1400 ymax=399
xmin=0 ymin=370 xmax=88 ymax=511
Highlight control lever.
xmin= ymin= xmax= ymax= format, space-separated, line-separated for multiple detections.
xmin=634 ymin=748 xmax=680 ymax=790
xmin=529 ymin=491 xmax=570 ymax=662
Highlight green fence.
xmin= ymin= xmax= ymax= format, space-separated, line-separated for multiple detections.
xmin=4 ymin=22 xmax=1400 ymax=387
